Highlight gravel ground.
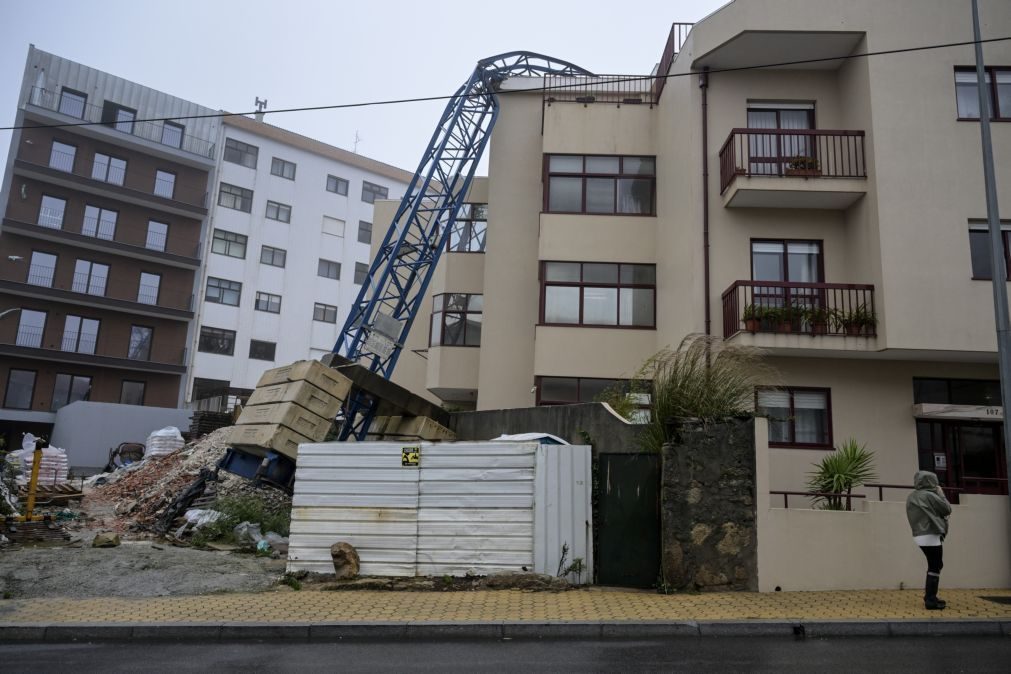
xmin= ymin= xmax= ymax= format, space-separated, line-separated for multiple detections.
xmin=0 ymin=533 xmax=286 ymax=599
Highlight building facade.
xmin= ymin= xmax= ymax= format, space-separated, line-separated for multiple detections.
xmin=0 ymin=46 xmax=219 ymax=446
xmin=387 ymin=0 xmax=1011 ymax=498
xmin=188 ymin=115 xmax=413 ymax=405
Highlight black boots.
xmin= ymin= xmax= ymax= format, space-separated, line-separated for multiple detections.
xmin=924 ymin=573 xmax=946 ymax=610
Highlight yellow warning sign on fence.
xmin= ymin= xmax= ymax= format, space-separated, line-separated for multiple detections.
xmin=402 ymin=446 xmax=420 ymax=466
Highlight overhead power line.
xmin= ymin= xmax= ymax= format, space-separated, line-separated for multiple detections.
xmin=1 ymin=35 xmax=1009 ymax=133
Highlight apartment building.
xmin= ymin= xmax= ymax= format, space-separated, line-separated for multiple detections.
xmin=0 ymin=46 xmax=219 ymax=446
xmin=387 ymin=0 xmax=1011 ymax=498
xmin=188 ymin=115 xmax=413 ymax=405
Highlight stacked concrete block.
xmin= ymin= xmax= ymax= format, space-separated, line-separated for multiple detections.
xmin=369 ymin=415 xmax=456 ymax=442
xmin=222 ymin=360 xmax=352 ymax=460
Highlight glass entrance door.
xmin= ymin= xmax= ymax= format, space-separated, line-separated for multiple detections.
xmin=916 ymin=419 xmax=1008 ymax=496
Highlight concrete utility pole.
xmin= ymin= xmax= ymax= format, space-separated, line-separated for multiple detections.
xmin=971 ymin=0 xmax=1011 ymax=503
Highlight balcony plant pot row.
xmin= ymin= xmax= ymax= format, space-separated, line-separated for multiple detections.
xmin=784 ymin=155 xmax=822 ymax=177
xmin=741 ymin=303 xmax=877 ymax=336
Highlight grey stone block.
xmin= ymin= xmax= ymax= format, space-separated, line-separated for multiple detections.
xmin=219 ymin=622 xmax=311 ymax=640
xmin=45 ymin=624 xmax=134 ymax=641
xmin=130 ymin=623 xmax=222 ymax=641
xmin=697 ymin=620 xmax=796 ymax=637
xmin=405 ymin=622 xmax=503 ymax=639
xmin=601 ymin=621 xmax=701 ymax=638
xmin=0 ymin=625 xmax=47 ymax=641
xmin=309 ymin=622 xmax=410 ymax=640
xmin=888 ymin=620 xmax=1003 ymax=637
xmin=804 ymin=621 xmax=891 ymax=637
xmin=501 ymin=621 xmax=602 ymax=639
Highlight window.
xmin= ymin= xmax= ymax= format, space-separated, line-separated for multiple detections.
xmin=265 ymin=200 xmax=291 ymax=223
xmin=756 ymin=387 xmax=832 ymax=448
xmin=536 ymin=376 xmax=651 ymax=420
xmin=211 ymin=229 xmax=248 ymax=258
xmin=91 ymin=153 xmax=126 ymax=185
xmin=206 ymin=277 xmax=241 ymax=306
xmin=146 ymin=220 xmax=169 ymax=252
xmin=260 ymin=245 xmax=286 ymax=267
xmin=913 ymin=378 xmax=1001 ymax=406
xmin=3 ymin=369 xmax=36 ymax=409
xmin=52 ymin=374 xmax=91 ymax=411
xmin=198 ymin=326 xmax=236 ymax=355
xmin=49 ymin=140 xmax=76 ymax=172
xmin=968 ymin=221 xmax=1011 ymax=280
xmin=120 ymin=380 xmax=146 ymax=405
xmin=218 ymin=183 xmax=253 ymax=212
xmin=545 ymin=155 xmax=655 ymax=215
xmin=38 ymin=195 xmax=66 ymax=229
xmin=541 ymin=261 xmax=655 ymax=327
xmin=103 ymin=103 xmax=136 ymax=133
xmin=430 ymin=294 xmax=482 ymax=346
xmin=82 ymin=205 xmax=118 ymax=240
xmin=955 ymin=67 xmax=1011 ymax=120
xmin=128 ymin=325 xmax=153 ymax=360
xmin=361 ymin=180 xmax=388 ymax=204
xmin=72 ymin=259 xmax=109 ymax=296
xmin=249 ymin=339 xmax=277 ymax=361
xmin=255 ymin=291 xmax=282 ymax=313
xmin=61 ymin=315 xmax=99 ymax=354
xmin=161 ymin=122 xmax=184 ymax=149
xmin=138 ymin=272 xmax=160 ymax=305
xmin=327 ymin=175 xmax=348 ymax=195
xmin=354 ymin=262 xmax=369 ymax=285
xmin=746 ymin=105 xmax=815 ymax=174
xmin=154 ymin=170 xmax=176 ymax=198
xmin=447 ymin=203 xmax=488 ymax=253
xmin=223 ymin=138 xmax=259 ymax=168
xmin=358 ymin=220 xmax=372 ymax=245
xmin=16 ymin=309 xmax=46 ymax=348
xmin=322 ymin=215 xmax=345 ymax=237
xmin=270 ymin=157 xmax=296 ymax=180
xmin=27 ymin=251 xmax=57 ymax=287
xmin=318 ymin=259 xmax=341 ymax=280
xmin=313 ymin=302 xmax=338 ymax=323
xmin=58 ymin=88 xmax=87 ymax=118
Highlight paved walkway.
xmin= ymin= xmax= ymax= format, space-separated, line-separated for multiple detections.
xmin=2 ymin=587 xmax=1010 ymax=625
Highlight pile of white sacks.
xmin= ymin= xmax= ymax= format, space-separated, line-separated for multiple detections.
xmin=5 ymin=433 xmax=69 ymax=485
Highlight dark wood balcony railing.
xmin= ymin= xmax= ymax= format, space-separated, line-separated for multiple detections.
xmin=718 ymin=128 xmax=867 ymax=194
xmin=722 ymin=280 xmax=876 ymax=339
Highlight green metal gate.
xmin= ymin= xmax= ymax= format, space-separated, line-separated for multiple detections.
xmin=596 ymin=453 xmax=659 ymax=587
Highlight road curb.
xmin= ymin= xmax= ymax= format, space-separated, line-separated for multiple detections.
xmin=1 ymin=619 xmax=1008 ymax=642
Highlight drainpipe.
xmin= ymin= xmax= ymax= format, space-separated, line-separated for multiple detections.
xmin=700 ymin=68 xmax=711 ymax=337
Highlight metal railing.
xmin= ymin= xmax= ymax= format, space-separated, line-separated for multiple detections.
xmin=3 ymin=330 xmax=185 ymax=365
xmin=28 ymin=87 xmax=216 ymax=159
xmin=26 ymin=264 xmax=56 ymax=287
xmin=81 ymin=214 xmax=116 ymax=241
xmin=543 ymin=74 xmax=662 ymax=106
xmin=722 ymin=280 xmax=876 ymax=339
xmin=17 ymin=215 xmax=200 ymax=259
xmin=718 ymin=128 xmax=867 ymax=194
xmin=60 ymin=332 xmax=98 ymax=354
xmin=653 ymin=22 xmax=693 ymax=101
xmin=866 ymin=483 xmax=965 ymax=505
xmin=14 ymin=266 xmax=191 ymax=312
xmin=15 ymin=326 xmax=44 ymax=349
xmin=48 ymin=147 xmax=76 ymax=173
xmin=771 ymin=490 xmax=866 ymax=510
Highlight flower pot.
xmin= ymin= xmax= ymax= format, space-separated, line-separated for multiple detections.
xmin=809 ymin=321 xmax=828 ymax=336
xmin=785 ymin=168 xmax=822 ymax=177
xmin=744 ymin=318 xmax=761 ymax=332
xmin=776 ymin=322 xmax=794 ymax=334
xmin=844 ymin=322 xmax=863 ymax=336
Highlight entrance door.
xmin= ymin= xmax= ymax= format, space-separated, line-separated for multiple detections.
xmin=916 ymin=420 xmax=1008 ymax=496
xmin=596 ymin=454 xmax=659 ymax=587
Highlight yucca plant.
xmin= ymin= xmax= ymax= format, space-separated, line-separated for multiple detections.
xmin=806 ymin=438 xmax=878 ymax=510
xmin=636 ymin=334 xmax=776 ymax=453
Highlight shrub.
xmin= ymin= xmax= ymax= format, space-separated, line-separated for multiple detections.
xmin=806 ymin=438 xmax=878 ymax=510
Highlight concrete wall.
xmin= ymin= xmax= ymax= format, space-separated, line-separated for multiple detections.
xmin=450 ymin=402 xmax=642 ymax=455
xmin=50 ymin=400 xmax=191 ymax=472
xmin=754 ymin=417 xmax=1011 ymax=591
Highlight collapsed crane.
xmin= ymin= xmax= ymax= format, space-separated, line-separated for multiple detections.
xmin=220 ymin=53 xmax=594 ymax=487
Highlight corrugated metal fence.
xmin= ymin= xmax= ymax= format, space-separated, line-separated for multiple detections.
xmin=287 ymin=442 xmax=592 ymax=581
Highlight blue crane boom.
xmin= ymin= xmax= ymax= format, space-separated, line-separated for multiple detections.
xmin=333 ymin=52 xmax=592 ymax=440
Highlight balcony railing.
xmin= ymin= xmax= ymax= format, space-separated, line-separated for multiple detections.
xmin=722 ymin=280 xmax=876 ymax=339
xmin=14 ymin=265 xmax=192 ymax=312
xmin=543 ymin=74 xmax=662 ymax=107
xmin=15 ymin=326 xmax=44 ymax=349
xmin=653 ymin=22 xmax=693 ymax=101
xmin=28 ymin=87 xmax=216 ymax=159
xmin=719 ymin=128 xmax=867 ymax=194
xmin=2 ymin=332 xmax=186 ymax=367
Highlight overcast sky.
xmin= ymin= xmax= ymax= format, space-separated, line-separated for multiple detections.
xmin=0 ymin=0 xmax=727 ymax=174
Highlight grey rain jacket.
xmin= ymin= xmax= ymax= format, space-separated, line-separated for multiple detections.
xmin=905 ymin=470 xmax=951 ymax=539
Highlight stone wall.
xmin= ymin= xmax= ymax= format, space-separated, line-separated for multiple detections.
xmin=660 ymin=417 xmax=757 ymax=591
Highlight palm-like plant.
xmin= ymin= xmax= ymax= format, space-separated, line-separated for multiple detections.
xmin=806 ymin=438 xmax=878 ymax=510
xmin=637 ymin=334 xmax=776 ymax=452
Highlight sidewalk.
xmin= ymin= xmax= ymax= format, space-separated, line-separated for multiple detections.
xmin=2 ymin=587 xmax=1010 ymax=640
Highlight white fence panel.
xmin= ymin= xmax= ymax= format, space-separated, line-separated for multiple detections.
xmin=534 ymin=444 xmax=593 ymax=582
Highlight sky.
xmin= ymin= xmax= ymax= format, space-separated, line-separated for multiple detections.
xmin=0 ymin=0 xmax=728 ymax=174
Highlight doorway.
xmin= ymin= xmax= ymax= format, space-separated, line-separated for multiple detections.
xmin=916 ymin=420 xmax=1009 ymax=496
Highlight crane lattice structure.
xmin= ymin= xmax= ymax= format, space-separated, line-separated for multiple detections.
xmin=334 ymin=52 xmax=593 ymax=440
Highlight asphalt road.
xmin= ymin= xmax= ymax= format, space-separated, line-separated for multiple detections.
xmin=2 ymin=636 xmax=1009 ymax=673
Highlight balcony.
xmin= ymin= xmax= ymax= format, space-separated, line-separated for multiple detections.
xmin=1 ymin=326 xmax=186 ymax=375
xmin=722 ymin=280 xmax=878 ymax=352
xmin=3 ymin=217 xmax=201 ymax=270
xmin=718 ymin=129 xmax=867 ymax=209
xmin=26 ymin=87 xmax=216 ymax=161
xmin=2 ymin=264 xmax=194 ymax=321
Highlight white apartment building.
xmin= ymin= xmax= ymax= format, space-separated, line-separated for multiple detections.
xmin=187 ymin=115 xmax=413 ymax=403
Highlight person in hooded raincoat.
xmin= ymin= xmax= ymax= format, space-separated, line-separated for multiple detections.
xmin=905 ymin=470 xmax=952 ymax=610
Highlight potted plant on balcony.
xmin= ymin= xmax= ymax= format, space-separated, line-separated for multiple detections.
xmin=804 ymin=305 xmax=833 ymax=336
xmin=785 ymin=155 xmax=822 ymax=177
xmin=838 ymin=304 xmax=876 ymax=336
xmin=742 ymin=304 xmax=764 ymax=332
xmin=767 ymin=306 xmax=795 ymax=334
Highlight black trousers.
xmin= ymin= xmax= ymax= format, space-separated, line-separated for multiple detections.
xmin=919 ymin=545 xmax=944 ymax=574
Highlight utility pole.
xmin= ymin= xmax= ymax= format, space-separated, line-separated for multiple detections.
xmin=971 ymin=0 xmax=1011 ymax=503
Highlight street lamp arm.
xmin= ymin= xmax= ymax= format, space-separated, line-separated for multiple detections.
xmin=0 ymin=308 xmax=23 ymax=320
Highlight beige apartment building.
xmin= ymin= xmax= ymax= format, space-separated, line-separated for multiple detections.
xmin=380 ymin=0 xmax=1011 ymax=499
